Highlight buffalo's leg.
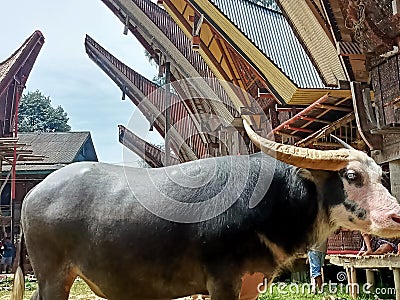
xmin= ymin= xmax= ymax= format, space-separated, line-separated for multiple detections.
xmin=206 ymin=277 xmax=241 ymax=300
xmin=31 ymin=264 xmax=77 ymax=300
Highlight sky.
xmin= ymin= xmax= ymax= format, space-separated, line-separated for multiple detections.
xmin=0 ymin=0 xmax=164 ymax=164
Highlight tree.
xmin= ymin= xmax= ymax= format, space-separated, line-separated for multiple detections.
xmin=18 ymin=90 xmax=71 ymax=132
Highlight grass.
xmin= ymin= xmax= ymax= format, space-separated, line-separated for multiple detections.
xmin=0 ymin=276 xmax=395 ymax=300
xmin=0 ymin=277 xmax=102 ymax=300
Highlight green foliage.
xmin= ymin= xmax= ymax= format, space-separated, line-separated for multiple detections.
xmin=0 ymin=277 xmax=99 ymax=299
xmin=247 ymin=0 xmax=280 ymax=11
xmin=144 ymin=50 xmax=158 ymax=67
xmin=152 ymin=74 xmax=166 ymax=87
xmin=18 ymin=90 xmax=71 ymax=133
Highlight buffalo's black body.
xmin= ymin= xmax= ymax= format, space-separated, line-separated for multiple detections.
xmin=21 ymin=152 xmax=345 ymax=299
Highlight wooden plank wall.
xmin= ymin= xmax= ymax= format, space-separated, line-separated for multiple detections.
xmin=390 ymin=160 xmax=400 ymax=202
xmin=371 ymin=54 xmax=400 ymax=126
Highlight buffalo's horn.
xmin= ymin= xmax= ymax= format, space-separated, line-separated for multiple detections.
xmin=243 ymin=119 xmax=352 ymax=171
xmin=330 ymin=135 xmax=355 ymax=150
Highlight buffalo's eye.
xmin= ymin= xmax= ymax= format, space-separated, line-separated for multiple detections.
xmin=339 ymin=169 xmax=363 ymax=186
xmin=346 ymin=170 xmax=357 ymax=182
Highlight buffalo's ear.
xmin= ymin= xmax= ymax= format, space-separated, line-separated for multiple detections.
xmin=296 ymin=168 xmax=314 ymax=181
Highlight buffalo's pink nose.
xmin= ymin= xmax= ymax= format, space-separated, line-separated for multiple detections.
xmin=391 ymin=214 xmax=400 ymax=224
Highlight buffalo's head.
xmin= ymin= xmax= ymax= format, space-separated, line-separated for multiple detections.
xmin=243 ymin=119 xmax=400 ymax=238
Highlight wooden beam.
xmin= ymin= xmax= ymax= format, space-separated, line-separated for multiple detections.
xmin=291 ymin=96 xmax=353 ymax=137
xmin=370 ymin=127 xmax=400 ymax=134
xmin=163 ymin=0 xmax=231 ymax=84
xmin=257 ymin=88 xmax=275 ymax=99
xmin=393 ymin=0 xmax=400 ymax=15
xmin=275 ymin=106 xmax=304 ymax=112
xmin=278 ymin=126 xmax=313 ymax=133
xmin=389 ymin=160 xmax=400 ymax=202
xmin=311 ymin=141 xmax=342 ymax=148
xmin=315 ymin=104 xmax=353 ymax=112
xmin=372 ymin=134 xmax=400 ymax=163
xmin=191 ymin=13 xmax=203 ymax=50
xmin=296 ymin=113 xmax=355 ymax=147
xmin=214 ymin=37 xmax=241 ymax=88
xmin=299 ymin=116 xmax=330 ymax=124
xmin=272 ymin=94 xmax=329 ymax=134
xmin=351 ymin=81 xmax=383 ymax=150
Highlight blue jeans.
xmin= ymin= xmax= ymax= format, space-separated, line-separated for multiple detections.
xmin=308 ymin=250 xmax=325 ymax=278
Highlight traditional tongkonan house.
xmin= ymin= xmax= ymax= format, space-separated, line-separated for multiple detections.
xmin=89 ymin=0 xmax=400 ymax=276
xmin=0 ymin=31 xmax=45 ymax=238
xmin=274 ymin=0 xmax=400 ymax=294
xmin=93 ymin=0 xmax=370 ymax=171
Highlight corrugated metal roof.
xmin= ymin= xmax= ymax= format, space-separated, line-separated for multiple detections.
xmin=209 ymin=0 xmax=325 ymax=88
xmin=16 ymin=132 xmax=97 ymax=165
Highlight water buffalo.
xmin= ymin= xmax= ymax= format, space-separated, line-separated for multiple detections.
xmin=11 ymin=120 xmax=400 ymax=300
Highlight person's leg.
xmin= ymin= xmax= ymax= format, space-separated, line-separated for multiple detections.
xmin=0 ymin=257 xmax=5 ymax=273
xmin=308 ymin=251 xmax=323 ymax=293
xmin=314 ymin=275 xmax=323 ymax=290
xmin=373 ymin=243 xmax=393 ymax=255
xmin=316 ymin=250 xmax=326 ymax=291
xmin=4 ymin=257 xmax=12 ymax=273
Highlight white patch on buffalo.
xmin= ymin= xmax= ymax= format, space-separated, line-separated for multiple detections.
xmin=79 ymin=167 xmax=92 ymax=175
xmin=331 ymin=151 xmax=400 ymax=237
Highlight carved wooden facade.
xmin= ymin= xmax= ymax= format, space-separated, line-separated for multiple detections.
xmin=276 ymin=0 xmax=400 ymax=199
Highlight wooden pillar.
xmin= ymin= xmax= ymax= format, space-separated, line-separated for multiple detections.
xmin=392 ymin=268 xmax=400 ymax=300
xmin=238 ymin=132 xmax=246 ymax=155
xmin=389 ymin=160 xmax=400 ymax=202
xmin=365 ymin=269 xmax=375 ymax=293
xmin=351 ymin=266 xmax=358 ymax=299
xmin=219 ymin=132 xmax=227 ymax=156
xmin=164 ymin=62 xmax=171 ymax=166
xmin=350 ymin=82 xmax=382 ymax=150
xmin=232 ymin=131 xmax=239 ymax=155
xmin=227 ymin=131 xmax=233 ymax=155
xmin=393 ymin=0 xmax=400 ymax=15
xmin=346 ymin=266 xmax=358 ymax=299
xmin=346 ymin=267 xmax=352 ymax=284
